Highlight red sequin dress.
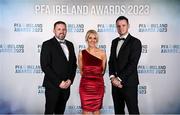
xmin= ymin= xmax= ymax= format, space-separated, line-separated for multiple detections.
xmin=79 ymin=50 xmax=104 ymax=112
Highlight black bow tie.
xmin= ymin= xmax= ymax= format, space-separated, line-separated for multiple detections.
xmin=118 ymin=38 xmax=125 ymax=41
xmin=59 ymin=41 xmax=66 ymax=44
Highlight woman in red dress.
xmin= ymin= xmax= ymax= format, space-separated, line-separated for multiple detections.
xmin=78 ymin=30 xmax=107 ymax=115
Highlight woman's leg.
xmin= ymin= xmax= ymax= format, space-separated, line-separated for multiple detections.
xmin=93 ymin=110 xmax=100 ymax=115
xmin=82 ymin=110 xmax=92 ymax=115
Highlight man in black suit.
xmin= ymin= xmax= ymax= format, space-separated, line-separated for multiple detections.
xmin=108 ymin=16 xmax=142 ymax=114
xmin=40 ymin=21 xmax=77 ymax=114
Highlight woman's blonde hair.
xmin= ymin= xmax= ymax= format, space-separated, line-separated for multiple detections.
xmin=85 ymin=30 xmax=99 ymax=43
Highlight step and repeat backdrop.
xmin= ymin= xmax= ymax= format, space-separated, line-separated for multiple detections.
xmin=0 ymin=0 xmax=180 ymax=114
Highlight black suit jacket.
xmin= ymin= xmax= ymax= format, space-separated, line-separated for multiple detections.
xmin=109 ymin=34 xmax=142 ymax=87
xmin=40 ymin=37 xmax=77 ymax=89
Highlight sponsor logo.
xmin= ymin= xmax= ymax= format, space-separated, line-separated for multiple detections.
xmin=68 ymin=24 xmax=84 ymax=32
xmin=138 ymin=85 xmax=147 ymax=94
xmin=14 ymin=23 xmax=43 ymax=32
xmin=97 ymin=24 xmax=116 ymax=32
xmin=15 ymin=65 xmax=43 ymax=74
xmin=139 ymin=24 xmax=167 ymax=32
xmin=138 ymin=65 xmax=166 ymax=74
xmin=161 ymin=45 xmax=180 ymax=53
xmin=0 ymin=44 xmax=24 ymax=53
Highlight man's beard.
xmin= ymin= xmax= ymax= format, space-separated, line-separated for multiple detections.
xmin=57 ymin=34 xmax=65 ymax=40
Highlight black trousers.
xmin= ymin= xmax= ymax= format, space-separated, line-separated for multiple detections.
xmin=44 ymin=87 xmax=70 ymax=114
xmin=112 ymin=86 xmax=139 ymax=115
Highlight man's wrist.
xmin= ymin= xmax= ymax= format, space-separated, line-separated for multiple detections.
xmin=110 ymin=75 xmax=115 ymax=80
xmin=117 ymin=77 xmax=122 ymax=81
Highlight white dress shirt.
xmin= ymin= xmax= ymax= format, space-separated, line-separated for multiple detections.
xmin=116 ymin=33 xmax=129 ymax=57
xmin=56 ymin=37 xmax=69 ymax=61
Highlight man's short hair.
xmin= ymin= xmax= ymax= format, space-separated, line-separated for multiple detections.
xmin=116 ymin=16 xmax=129 ymax=24
xmin=54 ymin=21 xmax=66 ymax=29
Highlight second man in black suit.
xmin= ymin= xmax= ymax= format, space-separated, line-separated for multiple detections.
xmin=40 ymin=21 xmax=77 ymax=114
xmin=109 ymin=16 xmax=142 ymax=114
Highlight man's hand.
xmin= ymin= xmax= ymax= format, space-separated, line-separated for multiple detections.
xmin=59 ymin=79 xmax=71 ymax=89
xmin=59 ymin=80 xmax=66 ymax=89
xmin=111 ymin=77 xmax=123 ymax=88
xmin=64 ymin=79 xmax=71 ymax=88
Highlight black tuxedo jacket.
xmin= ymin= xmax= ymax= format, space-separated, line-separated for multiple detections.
xmin=109 ymin=34 xmax=142 ymax=87
xmin=40 ymin=37 xmax=77 ymax=89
